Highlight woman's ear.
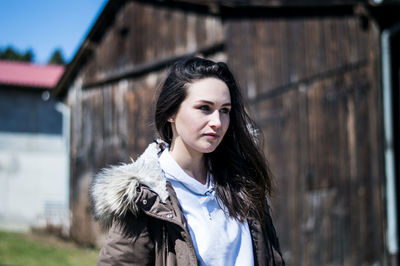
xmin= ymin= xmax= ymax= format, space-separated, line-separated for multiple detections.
xmin=168 ymin=118 xmax=174 ymax=122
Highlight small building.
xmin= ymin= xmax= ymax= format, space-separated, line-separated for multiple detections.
xmin=53 ymin=0 xmax=400 ymax=264
xmin=0 ymin=60 xmax=69 ymax=234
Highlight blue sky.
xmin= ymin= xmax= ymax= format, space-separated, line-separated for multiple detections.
xmin=0 ymin=0 xmax=108 ymax=64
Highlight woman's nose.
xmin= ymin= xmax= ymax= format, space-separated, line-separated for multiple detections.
xmin=209 ymin=111 xmax=221 ymax=128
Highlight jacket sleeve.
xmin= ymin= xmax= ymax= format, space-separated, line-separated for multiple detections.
xmin=97 ymin=213 xmax=155 ymax=266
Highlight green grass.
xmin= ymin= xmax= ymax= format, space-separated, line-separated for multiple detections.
xmin=0 ymin=230 xmax=99 ymax=266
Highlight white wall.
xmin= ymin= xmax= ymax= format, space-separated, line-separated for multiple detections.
xmin=0 ymin=132 xmax=69 ymax=232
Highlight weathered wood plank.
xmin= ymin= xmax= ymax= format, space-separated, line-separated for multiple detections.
xmin=225 ymin=14 xmax=384 ymax=266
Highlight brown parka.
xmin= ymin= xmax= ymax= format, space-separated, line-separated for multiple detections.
xmin=91 ymin=142 xmax=284 ymax=266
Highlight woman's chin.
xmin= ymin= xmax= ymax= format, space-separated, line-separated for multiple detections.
xmin=196 ymin=142 xmax=220 ymax=154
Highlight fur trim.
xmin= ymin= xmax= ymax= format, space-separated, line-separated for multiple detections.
xmin=90 ymin=142 xmax=168 ymax=227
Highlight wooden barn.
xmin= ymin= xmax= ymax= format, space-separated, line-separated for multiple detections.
xmin=53 ymin=0 xmax=400 ymax=265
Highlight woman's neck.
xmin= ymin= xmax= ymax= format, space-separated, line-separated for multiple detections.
xmin=169 ymin=139 xmax=207 ymax=184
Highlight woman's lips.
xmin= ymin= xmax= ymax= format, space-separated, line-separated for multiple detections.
xmin=204 ymin=133 xmax=219 ymax=139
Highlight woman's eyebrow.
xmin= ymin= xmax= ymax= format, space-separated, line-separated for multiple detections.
xmin=195 ymin=100 xmax=231 ymax=106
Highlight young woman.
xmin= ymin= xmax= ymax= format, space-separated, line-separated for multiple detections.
xmin=91 ymin=57 xmax=284 ymax=265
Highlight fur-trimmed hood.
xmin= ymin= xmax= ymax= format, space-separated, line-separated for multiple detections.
xmin=90 ymin=141 xmax=169 ymax=227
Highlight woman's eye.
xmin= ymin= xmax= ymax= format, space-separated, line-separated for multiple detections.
xmin=220 ymin=108 xmax=230 ymax=114
xmin=199 ymin=105 xmax=210 ymax=111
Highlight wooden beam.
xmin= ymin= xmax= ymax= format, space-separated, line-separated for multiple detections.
xmin=249 ymin=59 xmax=369 ymax=104
xmin=82 ymin=42 xmax=225 ymax=89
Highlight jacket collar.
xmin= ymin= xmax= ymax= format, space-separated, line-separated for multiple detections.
xmin=90 ymin=141 xmax=169 ymax=227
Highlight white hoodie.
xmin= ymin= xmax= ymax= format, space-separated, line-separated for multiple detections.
xmin=159 ymin=149 xmax=254 ymax=266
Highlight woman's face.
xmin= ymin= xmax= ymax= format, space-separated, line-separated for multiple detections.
xmin=170 ymin=77 xmax=231 ymax=156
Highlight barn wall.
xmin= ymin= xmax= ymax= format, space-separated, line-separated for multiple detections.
xmin=82 ymin=1 xmax=224 ymax=86
xmin=225 ymin=17 xmax=385 ymax=265
xmin=65 ymin=1 xmax=224 ymax=245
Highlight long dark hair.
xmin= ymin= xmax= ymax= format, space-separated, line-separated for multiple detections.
xmin=155 ymin=57 xmax=273 ymax=223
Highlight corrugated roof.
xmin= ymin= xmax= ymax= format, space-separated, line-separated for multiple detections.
xmin=0 ymin=60 xmax=64 ymax=89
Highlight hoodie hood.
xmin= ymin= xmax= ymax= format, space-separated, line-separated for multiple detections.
xmin=90 ymin=141 xmax=169 ymax=227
